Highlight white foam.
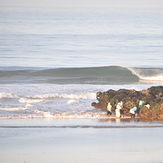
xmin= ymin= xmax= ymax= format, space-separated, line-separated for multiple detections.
xmin=32 ymin=110 xmax=54 ymax=118
xmin=141 ymin=75 xmax=163 ymax=81
xmin=52 ymin=112 xmax=109 ymax=119
xmin=19 ymin=98 xmax=45 ymax=103
xmin=127 ymin=67 xmax=163 ymax=82
xmin=29 ymin=92 xmax=96 ymax=100
xmin=0 ymin=92 xmax=14 ymax=99
xmin=0 ymin=107 xmax=28 ymax=111
xmin=0 ymin=103 xmax=32 ymax=111
xmin=67 ymin=99 xmax=79 ymax=104
xmin=31 ymin=94 xmax=57 ymax=99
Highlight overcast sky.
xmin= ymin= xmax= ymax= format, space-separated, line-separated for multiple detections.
xmin=1 ymin=0 xmax=163 ymax=8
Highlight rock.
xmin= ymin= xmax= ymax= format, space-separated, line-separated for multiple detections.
xmin=91 ymin=86 xmax=163 ymax=120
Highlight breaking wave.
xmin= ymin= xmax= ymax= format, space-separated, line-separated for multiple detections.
xmin=19 ymin=98 xmax=45 ymax=104
xmin=0 ymin=111 xmax=110 ymax=119
xmin=0 ymin=107 xmax=27 ymax=111
xmin=0 ymin=66 xmax=163 ymax=84
xmin=28 ymin=92 xmax=96 ymax=100
xmin=127 ymin=67 xmax=163 ymax=82
xmin=0 ymin=92 xmax=16 ymax=99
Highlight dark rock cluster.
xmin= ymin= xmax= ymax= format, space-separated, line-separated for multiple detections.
xmin=91 ymin=86 xmax=163 ymax=120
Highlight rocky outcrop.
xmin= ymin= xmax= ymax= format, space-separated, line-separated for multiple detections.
xmin=91 ymin=86 xmax=163 ymax=120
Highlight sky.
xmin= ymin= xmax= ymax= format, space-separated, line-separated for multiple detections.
xmin=1 ymin=0 xmax=163 ymax=8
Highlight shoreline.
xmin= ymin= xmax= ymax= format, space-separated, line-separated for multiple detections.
xmin=0 ymin=118 xmax=163 ymax=127
xmin=1 ymin=125 xmax=163 ymax=128
xmin=0 ymin=111 xmax=145 ymax=120
xmin=0 ymin=120 xmax=163 ymax=163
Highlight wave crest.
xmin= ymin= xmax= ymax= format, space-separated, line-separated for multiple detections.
xmin=127 ymin=67 xmax=163 ymax=81
xmin=0 ymin=92 xmax=15 ymax=99
xmin=28 ymin=92 xmax=96 ymax=100
xmin=0 ymin=66 xmax=163 ymax=84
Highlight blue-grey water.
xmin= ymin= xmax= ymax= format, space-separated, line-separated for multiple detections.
xmin=0 ymin=7 xmax=163 ymax=68
xmin=0 ymin=6 xmax=163 ymax=120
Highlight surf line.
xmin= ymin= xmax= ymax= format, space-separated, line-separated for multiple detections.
xmin=0 ymin=125 xmax=163 ymax=129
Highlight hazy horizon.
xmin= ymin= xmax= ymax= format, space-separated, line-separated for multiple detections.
xmin=1 ymin=0 xmax=163 ymax=8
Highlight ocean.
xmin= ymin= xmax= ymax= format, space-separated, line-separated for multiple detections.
xmin=0 ymin=6 xmax=163 ymax=121
xmin=1 ymin=6 xmax=163 ymax=163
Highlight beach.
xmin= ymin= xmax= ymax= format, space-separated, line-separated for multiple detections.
xmin=0 ymin=2 xmax=163 ymax=163
xmin=0 ymin=118 xmax=163 ymax=163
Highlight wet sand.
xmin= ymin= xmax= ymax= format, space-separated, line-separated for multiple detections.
xmin=0 ymin=119 xmax=163 ymax=163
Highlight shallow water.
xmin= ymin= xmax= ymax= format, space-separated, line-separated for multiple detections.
xmin=1 ymin=118 xmax=163 ymax=128
xmin=0 ymin=119 xmax=163 ymax=163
